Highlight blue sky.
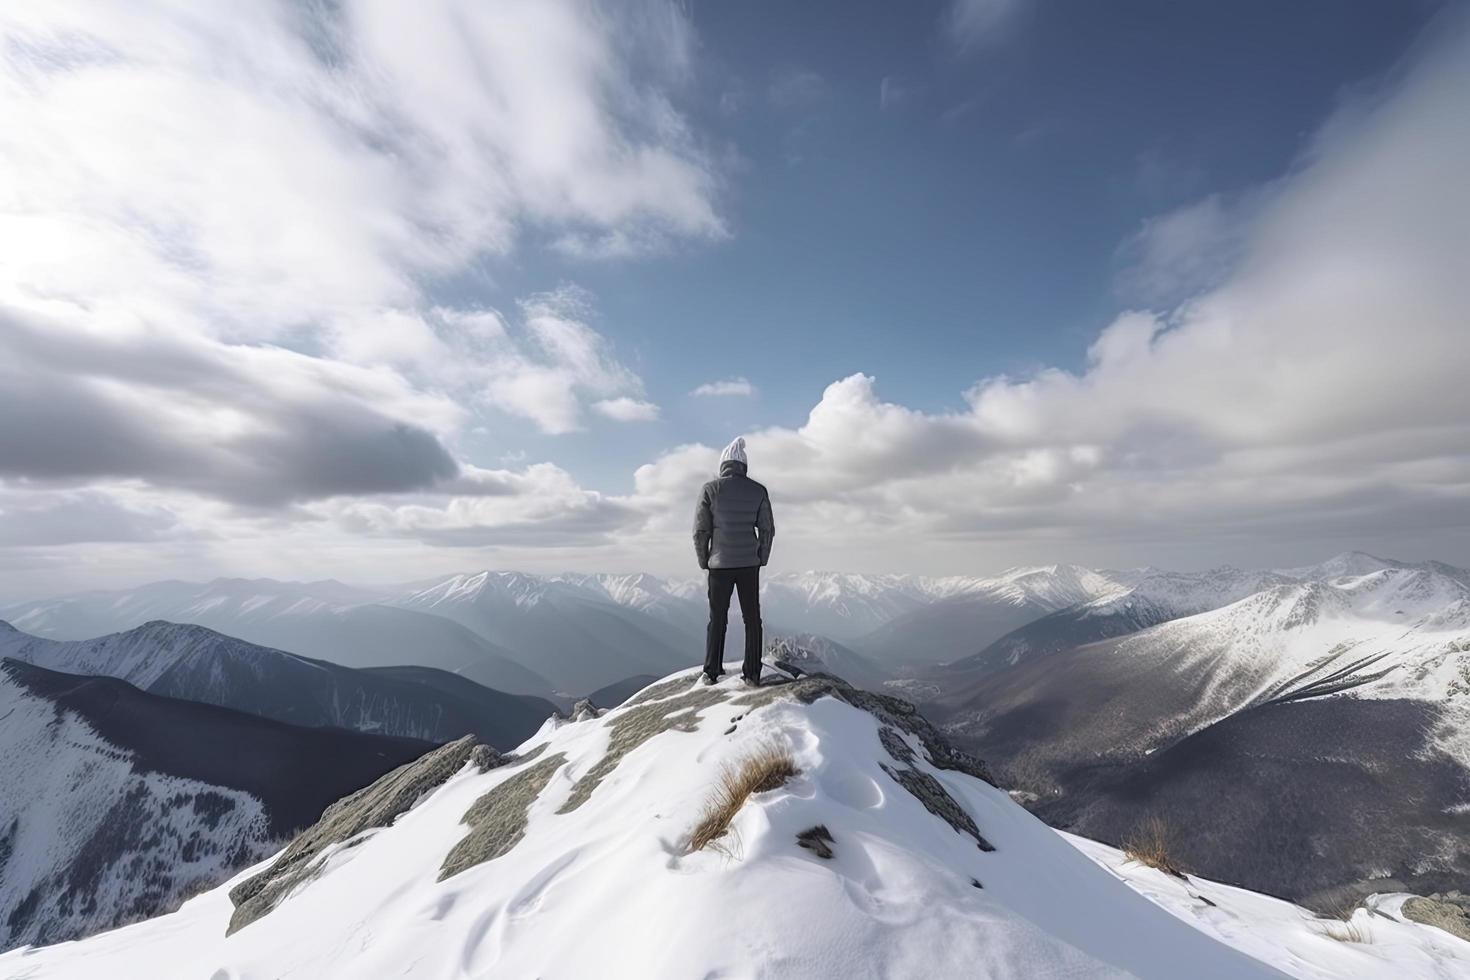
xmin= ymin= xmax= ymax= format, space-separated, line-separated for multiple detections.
xmin=446 ymin=0 xmax=1443 ymax=489
xmin=1 ymin=0 xmax=1467 ymax=591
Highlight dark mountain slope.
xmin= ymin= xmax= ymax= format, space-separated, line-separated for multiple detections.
xmin=0 ymin=659 xmax=437 ymax=952
xmin=1033 ymin=696 xmax=1470 ymax=909
xmin=5 ymin=659 xmax=433 ymax=835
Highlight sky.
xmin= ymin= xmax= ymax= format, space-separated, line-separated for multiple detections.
xmin=1 ymin=0 xmax=1468 ymax=595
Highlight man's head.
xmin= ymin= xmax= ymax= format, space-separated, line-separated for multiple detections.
xmin=719 ymin=436 xmax=748 ymax=476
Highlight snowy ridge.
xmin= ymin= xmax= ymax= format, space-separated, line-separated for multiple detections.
xmin=3 ymin=578 xmax=383 ymax=639
xmin=0 ymin=619 xmax=310 ymax=692
xmin=1128 ymin=568 xmax=1470 ymax=715
xmin=8 ymin=667 xmax=1467 ymax=978
xmin=0 ymin=621 xmax=554 ymax=747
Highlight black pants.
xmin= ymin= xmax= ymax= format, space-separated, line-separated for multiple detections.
xmin=705 ymin=566 xmax=762 ymax=681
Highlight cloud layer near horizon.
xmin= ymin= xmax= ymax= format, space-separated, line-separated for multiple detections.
xmin=1 ymin=2 xmax=1467 ymax=592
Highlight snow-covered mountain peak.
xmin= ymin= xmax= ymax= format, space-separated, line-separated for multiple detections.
xmin=976 ymin=563 xmax=1125 ymax=607
xmin=404 ymin=570 xmax=566 ymax=609
xmin=1278 ymin=551 xmax=1406 ymax=581
xmin=549 ymin=572 xmax=681 ymax=610
xmin=11 ymin=667 xmax=1463 ymax=978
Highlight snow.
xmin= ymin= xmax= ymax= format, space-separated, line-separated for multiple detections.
xmin=1057 ymin=566 xmax=1470 ymax=762
xmin=1063 ymin=834 xmax=1470 ymax=979
xmin=9 ymin=668 xmax=1464 ymax=978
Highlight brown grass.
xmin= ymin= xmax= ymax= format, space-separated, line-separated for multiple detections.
xmin=688 ymin=746 xmax=799 ymax=853
xmin=1122 ymin=815 xmax=1187 ymax=878
xmin=1312 ymin=902 xmax=1372 ymax=943
xmin=1313 ymin=916 xmax=1372 ymax=943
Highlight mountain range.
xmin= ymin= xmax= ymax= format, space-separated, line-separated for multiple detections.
xmin=5 ymin=552 xmax=1469 ymax=918
xmin=0 ymin=620 xmax=554 ymax=748
xmin=1 ymin=578 xmax=558 ymax=699
xmin=927 ymin=556 xmax=1470 ymax=907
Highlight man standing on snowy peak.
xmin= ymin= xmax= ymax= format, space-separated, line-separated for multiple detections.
xmin=693 ymin=436 xmax=775 ymax=686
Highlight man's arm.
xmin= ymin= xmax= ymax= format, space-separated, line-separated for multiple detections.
xmin=693 ymin=484 xmax=713 ymax=570
xmin=756 ymin=492 xmax=775 ymax=566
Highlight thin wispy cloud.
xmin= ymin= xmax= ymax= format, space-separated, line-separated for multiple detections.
xmin=878 ymin=75 xmax=922 ymax=111
xmin=594 ymin=397 xmax=662 ymax=422
xmin=944 ymin=0 xmax=1021 ymax=48
xmin=768 ymin=68 xmax=828 ymax=109
xmin=691 ymin=378 xmax=757 ymax=397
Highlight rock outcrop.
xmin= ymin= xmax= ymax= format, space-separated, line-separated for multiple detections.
xmin=733 ymin=674 xmax=995 ymax=785
xmin=227 ymin=735 xmax=492 ymax=934
xmin=439 ymin=754 xmax=568 ymax=880
xmin=1402 ymin=894 xmax=1470 ymax=942
xmin=557 ymin=686 xmax=729 ymax=813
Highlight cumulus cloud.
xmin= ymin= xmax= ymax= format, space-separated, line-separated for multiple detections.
xmin=625 ymin=19 xmax=1470 ymax=570
xmin=690 ymin=377 xmax=757 ymax=397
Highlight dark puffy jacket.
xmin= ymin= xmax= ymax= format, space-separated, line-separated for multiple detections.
xmin=693 ymin=460 xmax=775 ymax=570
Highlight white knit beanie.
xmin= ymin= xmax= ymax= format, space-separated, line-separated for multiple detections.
xmin=719 ymin=436 xmax=748 ymax=469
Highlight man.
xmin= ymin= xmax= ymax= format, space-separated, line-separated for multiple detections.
xmin=693 ymin=436 xmax=775 ymax=686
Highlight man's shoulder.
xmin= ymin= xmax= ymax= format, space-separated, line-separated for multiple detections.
xmin=741 ymin=475 xmax=769 ymax=496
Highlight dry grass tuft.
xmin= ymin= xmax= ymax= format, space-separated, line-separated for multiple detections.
xmin=1122 ymin=815 xmax=1187 ymax=878
xmin=1311 ymin=901 xmax=1373 ymax=943
xmin=688 ymin=746 xmax=799 ymax=853
xmin=1314 ymin=916 xmax=1372 ymax=944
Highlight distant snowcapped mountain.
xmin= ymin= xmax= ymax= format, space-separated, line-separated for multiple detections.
xmin=0 ymin=659 xmax=431 ymax=953
xmin=0 ymin=621 xmax=553 ymax=748
xmin=854 ymin=565 xmax=1132 ymax=667
xmin=947 ymin=565 xmax=1294 ymax=679
xmin=939 ymin=563 xmax=1470 ymax=905
xmin=3 ymin=578 xmax=382 ymax=640
xmin=946 ymin=564 xmax=1470 ymax=767
xmin=0 ymin=580 xmax=556 ymax=699
xmin=391 ymin=571 xmax=696 ymax=692
xmin=947 ymin=554 xmax=1470 ymax=683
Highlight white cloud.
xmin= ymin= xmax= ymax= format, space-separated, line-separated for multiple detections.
xmin=326 ymin=463 xmax=632 ymax=547
xmin=594 ymin=397 xmax=662 ymax=422
xmin=768 ymin=68 xmax=827 ymax=109
xmin=624 ymin=20 xmax=1470 ymax=571
xmin=5 ymin=4 xmax=1470 ymax=588
xmin=0 ymin=2 xmax=723 ymax=339
xmin=690 ymin=377 xmax=757 ymax=397
xmin=0 ymin=0 xmax=719 ymax=587
xmin=0 ymin=2 xmax=706 ymax=483
xmin=878 ymin=76 xmax=917 ymax=111
xmin=1115 ymin=193 xmax=1266 ymax=305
